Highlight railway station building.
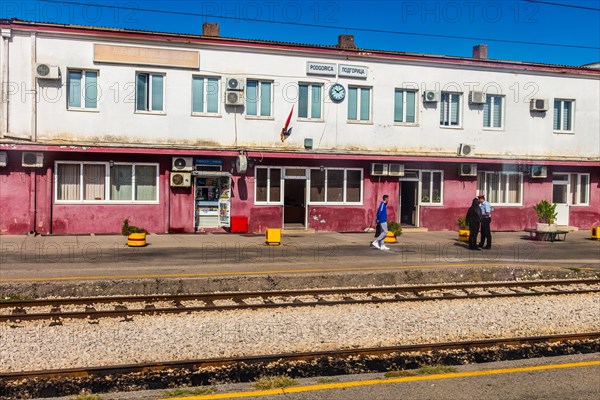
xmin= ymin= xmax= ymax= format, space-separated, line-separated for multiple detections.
xmin=0 ymin=19 xmax=598 ymax=235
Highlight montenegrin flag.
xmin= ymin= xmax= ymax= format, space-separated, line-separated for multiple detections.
xmin=280 ymin=105 xmax=294 ymax=142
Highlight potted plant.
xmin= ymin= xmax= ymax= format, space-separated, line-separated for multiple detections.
xmin=384 ymin=221 xmax=403 ymax=244
xmin=457 ymin=217 xmax=470 ymax=242
xmin=122 ymin=219 xmax=147 ymax=247
xmin=533 ymin=200 xmax=558 ymax=232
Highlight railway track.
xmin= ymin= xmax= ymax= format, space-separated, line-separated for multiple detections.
xmin=1 ymin=332 xmax=598 ymax=381
xmin=1 ymin=278 xmax=598 ymax=322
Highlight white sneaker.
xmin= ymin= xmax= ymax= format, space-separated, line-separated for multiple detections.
xmin=371 ymin=240 xmax=381 ymax=249
xmin=380 ymin=244 xmax=390 ymax=251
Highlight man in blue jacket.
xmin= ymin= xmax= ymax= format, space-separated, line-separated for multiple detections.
xmin=372 ymin=195 xmax=390 ymax=251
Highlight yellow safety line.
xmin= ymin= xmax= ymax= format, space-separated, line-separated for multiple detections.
xmin=0 ymin=263 xmax=569 ymax=282
xmin=161 ymin=360 xmax=600 ymax=400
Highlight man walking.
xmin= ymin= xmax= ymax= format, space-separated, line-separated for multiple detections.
xmin=372 ymin=195 xmax=390 ymax=251
xmin=478 ymin=194 xmax=492 ymax=249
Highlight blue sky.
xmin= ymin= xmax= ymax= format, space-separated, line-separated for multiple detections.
xmin=2 ymin=0 xmax=599 ymax=66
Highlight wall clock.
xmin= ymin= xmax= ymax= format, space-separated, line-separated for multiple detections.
xmin=329 ymin=83 xmax=346 ymax=103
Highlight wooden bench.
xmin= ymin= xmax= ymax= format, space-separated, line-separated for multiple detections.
xmin=524 ymin=229 xmax=569 ymax=242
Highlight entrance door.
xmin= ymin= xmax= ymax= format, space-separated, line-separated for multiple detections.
xmin=283 ymin=168 xmax=307 ymax=229
xmin=400 ymin=181 xmax=418 ymax=226
xmin=552 ymin=173 xmax=569 ymax=225
xmin=399 ymin=170 xmax=420 ymax=227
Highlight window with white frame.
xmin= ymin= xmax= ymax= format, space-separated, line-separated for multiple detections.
xmin=192 ymin=76 xmax=219 ymax=114
xmin=394 ymin=89 xmax=417 ymax=124
xmin=255 ymin=167 xmax=281 ymax=204
xmin=553 ymin=99 xmax=574 ymax=132
xmin=569 ymin=173 xmax=590 ymax=205
xmin=440 ymin=92 xmax=461 ymax=127
xmin=55 ymin=162 xmax=159 ymax=203
xmin=298 ymin=83 xmax=322 ymax=119
xmin=477 ymin=171 xmax=523 ymax=205
xmin=348 ymin=86 xmax=371 ymax=122
xmin=309 ymin=168 xmax=363 ymax=204
xmin=136 ymin=73 xmax=164 ymax=112
xmin=246 ymin=80 xmax=272 ymax=117
xmin=483 ymin=95 xmax=504 ymax=129
xmin=420 ymin=170 xmax=443 ymax=205
xmin=67 ymin=69 xmax=98 ymax=109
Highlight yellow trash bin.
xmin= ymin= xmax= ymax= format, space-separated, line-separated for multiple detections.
xmin=592 ymin=226 xmax=600 ymax=240
xmin=265 ymin=228 xmax=281 ymax=245
xmin=127 ymin=232 xmax=147 ymax=247
xmin=383 ymin=231 xmax=397 ymax=243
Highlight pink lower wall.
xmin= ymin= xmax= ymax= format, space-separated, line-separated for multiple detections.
xmin=1 ymin=149 xmax=598 ymax=234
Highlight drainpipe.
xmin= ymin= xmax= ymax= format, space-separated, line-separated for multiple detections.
xmin=0 ymin=28 xmax=11 ymax=137
xmin=31 ymin=32 xmax=37 ymax=142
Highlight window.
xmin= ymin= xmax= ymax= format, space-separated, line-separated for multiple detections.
xmin=136 ymin=73 xmax=164 ymax=112
xmin=67 ymin=70 xmax=98 ymax=109
xmin=483 ymin=95 xmax=503 ymax=129
xmin=246 ymin=80 xmax=272 ymax=117
xmin=568 ymin=174 xmax=590 ymax=206
xmin=348 ymin=86 xmax=371 ymax=122
xmin=298 ymin=83 xmax=322 ymax=119
xmin=192 ymin=76 xmax=219 ymax=114
xmin=309 ymin=168 xmax=363 ymax=204
xmin=440 ymin=92 xmax=461 ymax=127
xmin=477 ymin=171 xmax=523 ymax=205
xmin=394 ymin=89 xmax=417 ymax=124
xmin=55 ymin=162 xmax=158 ymax=203
xmin=255 ymin=167 xmax=281 ymax=204
xmin=420 ymin=170 xmax=443 ymax=205
xmin=553 ymin=99 xmax=574 ymax=132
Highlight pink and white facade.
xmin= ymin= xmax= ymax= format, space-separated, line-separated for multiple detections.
xmin=0 ymin=19 xmax=598 ymax=235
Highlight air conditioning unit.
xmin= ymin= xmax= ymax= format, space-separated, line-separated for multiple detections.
xmin=458 ymin=143 xmax=475 ymax=157
xmin=459 ymin=163 xmax=477 ymax=177
xmin=371 ymin=163 xmax=389 ymax=176
xmin=388 ymin=163 xmax=405 ymax=177
xmin=172 ymin=156 xmax=193 ymax=172
xmin=170 ymin=172 xmax=192 ymax=187
xmin=35 ymin=64 xmax=61 ymax=80
xmin=226 ymin=77 xmax=245 ymax=91
xmin=423 ymin=90 xmax=440 ymax=102
xmin=22 ymin=152 xmax=44 ymax=167
xmin=0 ymin=151 xmax=6 ymax=167
xmin=530 ymin=98 xmax=549 ymax=112
xmin=235 ymin=154 xmax=248 ymax=174
xmin=529 ymin=165 xmax=547 ymax=178
xmin=469 ymin=90 xmax=486 ymax=104
xmin=225 ymin=90 xmax=244 ymax=106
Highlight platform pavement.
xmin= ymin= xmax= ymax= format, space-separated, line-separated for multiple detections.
xmin=0 ymin=230 xmax=598 ymax=297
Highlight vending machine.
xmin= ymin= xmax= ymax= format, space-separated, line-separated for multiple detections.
xmin=194 ymin=173 xmax=231 ymax=230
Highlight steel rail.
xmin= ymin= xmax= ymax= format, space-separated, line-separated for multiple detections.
xmin=1 ymin=279 xmax=598 ymax=322
xmin=1 ymin=332 xmax=598 ymax=382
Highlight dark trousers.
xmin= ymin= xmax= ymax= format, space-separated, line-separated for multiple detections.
xmin=468 ymin=222 xmax=480 ymax=249
xmin=479 ymin=218 xmax=492 ymax=247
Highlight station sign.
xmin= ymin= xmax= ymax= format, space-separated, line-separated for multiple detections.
xmin=338 ymin=64 xmax=368 ymax=79
xmin=306 ymin=62 xmax=337 ymax=76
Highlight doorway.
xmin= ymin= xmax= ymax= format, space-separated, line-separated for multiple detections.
xmin=400 ymin=181 xmax=418 ymax=226
xmin=552 ymin=173 xmax=570 ymax=225
xmin=284 ymin=179 xmax=306 ymax=228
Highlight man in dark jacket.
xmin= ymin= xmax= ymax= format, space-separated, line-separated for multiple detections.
xmin=466 ymin=198 xmax=482 ymax=250
xmin=372 ymin=195 xmax=390 ymax=251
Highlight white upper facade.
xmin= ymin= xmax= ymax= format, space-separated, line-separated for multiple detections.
xmin=1 ymin=20 xmax=599 ymax=161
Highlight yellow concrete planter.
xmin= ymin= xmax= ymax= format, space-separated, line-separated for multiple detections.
xmin=265 ymin=228 xmax=281 ymax=246
xmin=383 ymin=231 xmax=397 ymax=243
xmin=458 ymin=229 xmax=470 ymax=242
xmin=127 ymin=232 xmax=147 ymax=247
xmin=592 ymin=226 xmax=600 ymax=240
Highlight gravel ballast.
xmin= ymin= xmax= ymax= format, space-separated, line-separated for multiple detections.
xmin=1 ymin=294 xmax=598 ymax=372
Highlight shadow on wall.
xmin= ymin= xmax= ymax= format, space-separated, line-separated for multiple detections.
xmin=237 ymin=177 xmax=248 ymax=201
